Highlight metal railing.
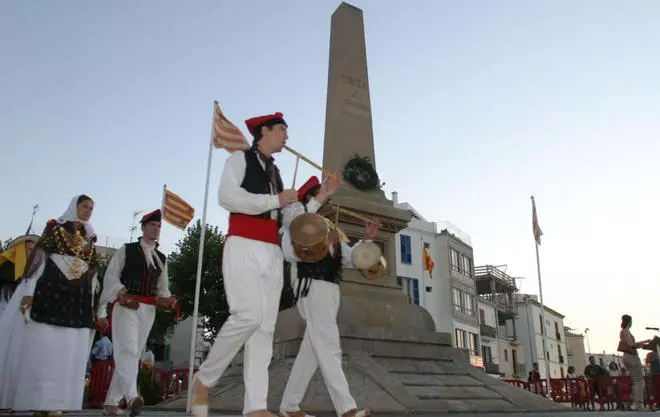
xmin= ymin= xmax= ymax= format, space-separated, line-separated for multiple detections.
xmin=480 ymin=324 xmax=497 ymax=339
xmin=474 ymin=265 xmax=517 ymax=288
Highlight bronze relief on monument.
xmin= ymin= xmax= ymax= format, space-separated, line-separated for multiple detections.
xmin=343 ymin=154 xmax=380 ymax=191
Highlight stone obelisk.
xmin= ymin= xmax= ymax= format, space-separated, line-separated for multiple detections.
xmin=158 ymin=4 xmax=566 ymax=413
xmin=320 ymin=2 xmax=413 ymax=309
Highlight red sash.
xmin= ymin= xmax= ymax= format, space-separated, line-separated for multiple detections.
xmin=106 ymin=294 xmax=181 ymax=330
xmin=227 ymin=213 xmax=279 ymax=244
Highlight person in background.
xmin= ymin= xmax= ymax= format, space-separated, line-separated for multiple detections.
xmin=566 ymin=366 xmax=578 ymax=378
xmin=0 ymin=235 xmax=39 ymax=318
xmin=618 ymin=314 xmax=651 ymax=411
xmin=91 ymin=333 xmax=113 ymax=362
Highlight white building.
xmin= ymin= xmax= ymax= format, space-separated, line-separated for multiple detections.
xmin=475 ymin=265 xmax=526 ymax=380
xmin=564 ymin=327 xmax=588 ymax=374
xmin=514 ymin=294 xmax=569 ymax=379
xmin=394 ymin=199 xmax=481 ymax=367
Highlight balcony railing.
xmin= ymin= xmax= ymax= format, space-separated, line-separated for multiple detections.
xmin=480 ymin=324 xmax=497 ymax=339
xmin=513 ymin=362 xmax=526 ymax=377
xmin=485 ymin=362 xmax=500 ymax=375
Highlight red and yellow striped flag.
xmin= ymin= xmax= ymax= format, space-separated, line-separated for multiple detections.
xmin=213 ymin=102 xmax=249 ymax=153
xmin=162 ymin=187 xmax=195 ymax=230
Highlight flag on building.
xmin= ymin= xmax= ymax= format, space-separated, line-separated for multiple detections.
xmin=532 ymin=196 xmax=543 ymax=245
xmin=162 ymin=187 xmax=195 ymax=230
xmin=212 ymin=102 xmax=249 ymax=153
xmin=423 ymin=246 xmax=435 ymax=277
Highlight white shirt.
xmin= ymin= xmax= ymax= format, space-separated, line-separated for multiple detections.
xmin=91 ymin=336 xmax=113 ymax=360
xmin=218 ymin=150 xmax=322 ymax=229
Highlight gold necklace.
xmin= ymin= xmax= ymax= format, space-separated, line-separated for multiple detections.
xmin=54 ymin=226 xmax=95 ymax=263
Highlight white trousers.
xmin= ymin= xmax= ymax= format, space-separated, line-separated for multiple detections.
xmin=195 ymin=236 xmax=283 ymax=415
xmin=280 ymin=279 xmax=356 ymax=416
xmin=105 ymin=303 xmax=156 ymax=405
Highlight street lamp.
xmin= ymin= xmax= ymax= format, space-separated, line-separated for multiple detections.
xmin=584 ymin=328 xmax=592 ymax=354
xmin=129 ymin=210 xmax=142 ymax=242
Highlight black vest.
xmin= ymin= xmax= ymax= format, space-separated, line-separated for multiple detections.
xmin=235 ymin=149 xmax=283 ymax=219
xmin=119 ymin=242 xmax=166 ymax=296
xmin=293 ymin=243 xmax=343 ymax=300
xmin=30 ymin=223 xmax=97 ymax=329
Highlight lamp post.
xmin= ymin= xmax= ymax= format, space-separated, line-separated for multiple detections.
xmin=129 ymin=210 xmax=142 ymax=242
xmin=584 ymin=328 xmax=592 ymax=354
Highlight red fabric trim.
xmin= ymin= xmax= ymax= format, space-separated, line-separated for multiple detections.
xmin=227 ymin=213 xmax=279 ymax=244
xmin=107 ymin=295 xmax=182 ymax=330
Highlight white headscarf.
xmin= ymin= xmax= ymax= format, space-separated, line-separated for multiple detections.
xmin=57 ymin=195 xmax=96 ymax=238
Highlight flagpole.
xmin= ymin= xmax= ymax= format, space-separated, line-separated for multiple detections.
xmin=162 ymin=185 xmax=167 ymax=215
xmin=531 ymin=196 xmax=551 ymax=395
xmin=185 ymin=102 xmax=217 ymax=414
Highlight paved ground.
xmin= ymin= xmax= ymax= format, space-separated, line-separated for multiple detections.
xmin=3 ymin=411 xmax=660 ymax=417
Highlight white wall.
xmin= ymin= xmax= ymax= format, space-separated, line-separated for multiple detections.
xmin=514 ymin=298 xmax=569 ymax=379
xmin=395 ymin=219 xmax=442 ymax=330
xmin=477 ymin=299 xmax=498 ymax=328
xmin=168 ymin=316 xmax=207 ymax=368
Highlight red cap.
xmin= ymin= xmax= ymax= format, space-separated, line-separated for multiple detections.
xmin=245 ymin=112 xmax=286 ymax=135
xmin=140 ymin=209 xmax=162 ymax=224
xmin=297 ymin=176 xmax=320 ymax=201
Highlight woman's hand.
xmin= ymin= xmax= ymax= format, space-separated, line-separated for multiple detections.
xmin=95 ymin=318 xmax=109 ymax=333
xmin=19 ymin=296 xmax=33 ymax=315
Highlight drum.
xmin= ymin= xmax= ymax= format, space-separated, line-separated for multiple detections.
xmin=351 ymin=240 xmax=382 ymax=269
xmin=290 ymin=213 xmax=329 ymax=262
xmin=359 ymin=256 xmax=387 ymax=281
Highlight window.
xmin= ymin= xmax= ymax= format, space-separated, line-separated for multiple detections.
xmin=452 ymin=287 xmax=475 ymax=316
xmin=453 ymin=288 xmax=462 ymax=312
xmin=455 ymin=329 xmax=467 ymax=348
xmin=468 ymin=332 xmax=480 ymax=355
xmin=397 ymin=277 xmax=419 ymax=305
xmin=450 ymin=248 xmax=460 ymax=272
xmin=539 ymin=314 xmax=544 ymax=334
xmin=461 ymin=255 xmax=472 ymax=277
xmin=464 ymin=293 xmax=474 ymax=315
xmin=512 ymin=350 xmax=518 ymax=371
xmin=479 ymin=309 xmax=485 ymax=325
xmin=482 ymin=345 xmax=493 ymax=363
xmin=400 ymin=235 xmax=412 ymax=264
xmin=504 ymin=349 xmax=509 ymax=362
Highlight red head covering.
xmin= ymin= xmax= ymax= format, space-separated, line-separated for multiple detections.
xmin=140 ymin=209 xmax=162 ymax=224
xmin=297 ymin=176 xmax=320 ymax=202
xmin=245 ymin=112 xmax=286 ymax=135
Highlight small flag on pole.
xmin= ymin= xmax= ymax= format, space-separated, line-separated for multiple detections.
xmin=423 ymin=247 xmax=435 ymax=278
xmin=162 ymin=186 xmax=195 ymax=230
xmin=212 ymin=102 xmax=249 ymax=153
xmin=531 ymin=196 xmax=543 ymax=245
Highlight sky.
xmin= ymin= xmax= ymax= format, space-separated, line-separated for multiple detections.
xmin=1 ymin=0 xmax=659 ymax=359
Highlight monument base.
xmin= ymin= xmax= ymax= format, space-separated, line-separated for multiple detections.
xmin=158 ymin=306 xmax=564 ymax=413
